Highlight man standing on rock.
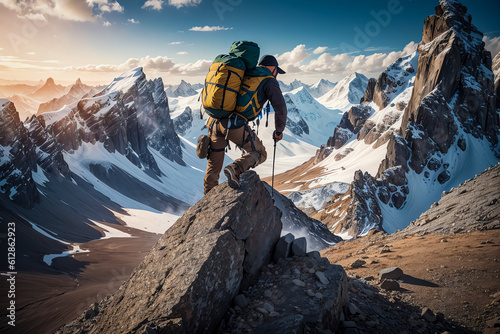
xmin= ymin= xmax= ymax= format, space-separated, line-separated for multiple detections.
xmin=204 ymin=55 xmax=288 ymax=194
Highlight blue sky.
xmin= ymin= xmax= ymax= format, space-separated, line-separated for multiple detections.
xmin=0 ymin=0 xmax=499 ymax=85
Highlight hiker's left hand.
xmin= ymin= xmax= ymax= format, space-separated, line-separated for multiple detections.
xmin=273 ymin=130 xmax=283 ymax=142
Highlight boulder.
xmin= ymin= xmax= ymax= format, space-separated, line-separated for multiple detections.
xmin=421 ymin=307 xmax=437 ymax=323
xmin=350 ymin=259 xmax=366 ymax=269
xmin=380 ymin=279 xmax=400 ymax=291
xmin=273 ymin=233 xmax=294 ymax=263
xmin=57 ymin=171 xmax=282 ymax=334
xmin=291 ymin=237 xmax=307 ymax=257
xmin=379 ymin=267 xmax=403 ymax=280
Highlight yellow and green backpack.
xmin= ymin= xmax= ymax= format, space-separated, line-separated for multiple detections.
xmin=235 ymin=67 xmax=274 ymax=121
xmin=201 ymin=41 xmax=260 ymax=118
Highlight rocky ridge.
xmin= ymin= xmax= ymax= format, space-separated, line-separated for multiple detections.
xmin=57 ymin=172 xmax=349 ymax=334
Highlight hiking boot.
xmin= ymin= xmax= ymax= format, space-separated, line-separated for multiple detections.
xmin=224 ymin=165 xmax=240 ymax=189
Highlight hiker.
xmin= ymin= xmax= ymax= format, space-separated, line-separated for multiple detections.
xmin=203 ymin=54 xmax=287 ymax=194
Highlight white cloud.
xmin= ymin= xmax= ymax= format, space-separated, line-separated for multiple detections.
xmin=177 ymin=51 xmax=188 ymax=55
xmin=169 ymin=41 xmax=183 ymax=45
xmin=168 ymin=0 xmax=202 ymax=9
xmin=346 ymin=41 xmax=416 ymax=74
xmin=0 ymin=0 xmax=124 ymax=22
xmin=142 ymin=0 xmax=163 ymax=10
xmin=173 ymin=59 xmax=211 ymax=74
xmin=313 ymin=46 xmax=328 ymax=55
xmin=63 ymin=55 xmax=211 ymax=76
xmin=128 ymin=18 xmax=140 ymax=24
xmin=189 ymin=26 xmax=232 ymax=32
xmin=97 ymin=1 xmax=123 ymax=12
xmin=301 ymin=53 xmax=351 ymax=74
xmin=23 ymin=13 xmax=47 ymax=21
xmin=103 ymin=21 xmax=112 ymax=27
xmin=274 ymin=41 xmax=418 ymax=77
xmin=27 ymin=51 xmax=36 ymax=55
xmin=276 ymin=44 xmax=311 ymax=73
xmin=483 ymin=36 xmax=500 ymax=57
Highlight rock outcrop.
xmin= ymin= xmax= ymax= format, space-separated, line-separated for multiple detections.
xmin=402 ymin=0 xmax=498 ymax=150
xmin=341 ymin=170 xmax=383 ymax=236
xmin=24 ymin=115 xmax=71 ymax=177
xmin=57 ymin=171 xmax=282 ymax=334
xmin=314 ymin=105 xmax=373 ymax=163
xmin=360 ymin=78 xmax=376 ymax=104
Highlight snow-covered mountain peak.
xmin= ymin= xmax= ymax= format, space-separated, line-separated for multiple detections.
xmin=166 ymin=79 xmax=198 ymax=98
xmin=318 ymin=72 xmax=369 ymax=111
xmin=308 ymin=79 xmax=337 ymax=98
xmin=279 ymin=79 xmax=308 ymax=93
xmin=311 ymin=78 xmax=334 ymax=89
xmin=101 ymin=67 xmax=146 ymax=96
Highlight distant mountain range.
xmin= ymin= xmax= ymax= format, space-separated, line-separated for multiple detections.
xmin=0 ymin=78 xmax=102 ymax=121
xmin=279 ymin=78 xmax=337 ymax=98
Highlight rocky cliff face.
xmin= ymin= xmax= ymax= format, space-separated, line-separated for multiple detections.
xmin=0 ymin=100 xmax=39 ymax=209
xmin=1 ymin=67 xmax=188 ymax=222
xmin=370 ymin=54 xmax=417 ymax=110
xmin=283 ymin=93 xmax=310 ymax=137
xmin=57 ymin=172 xmax=283 ymax=334
xmin=403 ymin=0 xmax=498 ymax=152
xmin=493 ymin=52 xmax=500 ymax=109
xmin=360 ymin=78 xmax=376 ymax=104
xmin=172 ymin=106 xmax=194 ymax=136
xmin=25 ymin=115 xmax=71 ymax=177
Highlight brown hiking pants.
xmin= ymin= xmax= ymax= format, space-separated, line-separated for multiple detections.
xmin=204 ymin=117 xmax=267 ymax=194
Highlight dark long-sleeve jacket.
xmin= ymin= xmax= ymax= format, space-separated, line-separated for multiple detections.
xmin=262 ymin=77 xmax=287 ymax=133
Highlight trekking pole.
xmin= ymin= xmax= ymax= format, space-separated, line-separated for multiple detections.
xmin=272 ymin=137 xmax=277 ymax=199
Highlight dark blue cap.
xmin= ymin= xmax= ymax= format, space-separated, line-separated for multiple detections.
xmin=258 ymin=55 xmax=286 ymax=74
